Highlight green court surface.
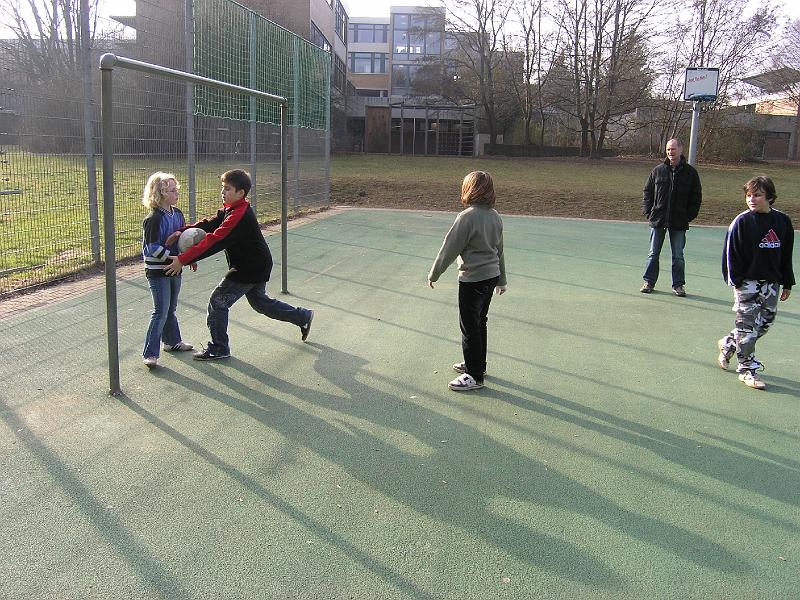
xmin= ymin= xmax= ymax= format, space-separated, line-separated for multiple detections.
xmin=1 ymin=208 xmax=798 ymax=600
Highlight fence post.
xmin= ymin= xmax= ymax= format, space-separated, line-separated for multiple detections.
xmin=324 ymin=65 xmax=331 ymax=206
xmin=249 ymin=12 xmax=258 ymax=211
xmin=80 ymin=0 xmax=100 ymax=263
xmin=99 ymin=56 xmax=121 ymax=396
xmin=424 ymin=105 xmax=429 ymax=156
xmin=400 ymin=103 xmax=404 ymax=155
xmin=458 ymin=108 xmax=463 ymax=156
xmin=281 ymin=104 xmax=289 ymax=294
xmin=292 ymin=37 xmax=301 ymax=213
xmin=185 ymin=0 xmax=196 ymax=221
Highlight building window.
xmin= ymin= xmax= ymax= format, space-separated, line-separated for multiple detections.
xmin=348 ymin=23 xmax=389 ymax=43
xmin=392 ymin=12 xmax=444 ymax=60
xmin=348 ymin=52 xmax=387 ymax=74
xmin=310 ymin=22 xmax=331 ymax=53
xmin=391 ymin=64 xmax=422 ymax=96
xmin=393 ymin=29 xmax=409 ymax=55
xmin=333 ymin=54 xmax=347 ymax=91
xmin=334 ymin=0 xmax=348 ymax=44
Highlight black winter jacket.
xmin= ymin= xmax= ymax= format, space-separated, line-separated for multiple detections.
xmin=642 ymin=156 xmax=702 ymax=230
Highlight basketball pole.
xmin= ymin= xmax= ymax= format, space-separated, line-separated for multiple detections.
xmin=688 ymin=100 xmax=700 ymax=166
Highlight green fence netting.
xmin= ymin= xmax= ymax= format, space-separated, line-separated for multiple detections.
xmin=193 ymin=0 xmax=331 ymax=130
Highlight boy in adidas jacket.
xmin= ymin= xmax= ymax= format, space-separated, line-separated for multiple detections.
xmin=717 ymin=176 xmax=794 ymax=390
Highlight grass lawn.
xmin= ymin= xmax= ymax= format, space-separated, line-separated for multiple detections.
xmin=2 ymin=151 xmax=798 ymax=294
xmin=331 ymin=154 xmax=800 ymax=226
xmin=0 ymin=154 xmax=294 ymax=292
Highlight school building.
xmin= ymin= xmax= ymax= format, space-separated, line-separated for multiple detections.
xmin=345 ymin=6 xmax=480 ymax=156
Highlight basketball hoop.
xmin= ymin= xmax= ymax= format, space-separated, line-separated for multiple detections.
xmin=684 ymin=68 xmax=719 ymax=101
xmin=687 ymin=94 xmax=717 ymax=102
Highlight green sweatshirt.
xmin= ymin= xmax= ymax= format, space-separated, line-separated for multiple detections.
xmin=428 ymin=204 xmax=507 ymax=286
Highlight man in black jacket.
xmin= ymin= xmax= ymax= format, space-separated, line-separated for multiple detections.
xmin=640 ymin=138 xmax=702 ymax=296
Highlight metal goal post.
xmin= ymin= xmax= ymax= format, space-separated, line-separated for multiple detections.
xmin=99 ymin=53 xmax=290 ymax=396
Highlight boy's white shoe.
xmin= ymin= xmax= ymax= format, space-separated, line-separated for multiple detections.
xmin=448 ymin=373 xmax=484 ymax=391
xmin=739 ymin=370 xmax=766 ymax=390
xmin=143 ymin=356 xmax=158 ymax=368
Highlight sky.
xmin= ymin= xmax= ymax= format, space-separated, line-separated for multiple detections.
xmin=341 ymin=0 xmax=798 ymax=20
xmin=1 ymin=0 xmax=798 ymax=37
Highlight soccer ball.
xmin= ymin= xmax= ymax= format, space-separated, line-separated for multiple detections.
xmin=177 ymin=227 xmax=206 ymax=252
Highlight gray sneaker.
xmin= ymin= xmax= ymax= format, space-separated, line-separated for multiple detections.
xmin=739 ymin=370 xmax=766 ymax=390
xmin=673 ymin=285 xmax=686 ymax=297
xmin=640 ymin=281 xmax=654 ymax=293
xmin=717 ymin=338 xmax=734 ymax=370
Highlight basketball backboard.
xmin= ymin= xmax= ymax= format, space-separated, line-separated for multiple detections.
xmin=684 ymin=67 xmax=719 ymax=101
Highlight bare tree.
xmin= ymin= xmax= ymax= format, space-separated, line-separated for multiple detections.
xmin=501 ymin=0 xmax=564 ymax=147
xmin=502 ymin=0 xmax=539 ymax=146
xmin=552 ymin=0 xmax=657 ymax=158
xmin=649 ymin=0 xmax=776 ymax=156
xmin=764 ymin=18 xmax=800 ymax=159
xmin=0 ymin=0 xmax=103 ymax=81
xmin=444 ymin=0 xmax=514 ymax=144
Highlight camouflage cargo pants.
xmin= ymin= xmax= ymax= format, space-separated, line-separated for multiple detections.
xmin=719 ymin=280 xmax=780 ymax=373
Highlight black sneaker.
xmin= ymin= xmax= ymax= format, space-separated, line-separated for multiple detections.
xmin=193 ymin=347 xmax=231 ymax=361
xmin=300 ymin=310 xmax=314 ymax=342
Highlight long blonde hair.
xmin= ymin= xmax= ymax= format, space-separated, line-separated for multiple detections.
xmin=142 ymin=172 xmax=179 ymax=209
xmin=460 ymin=171 xmax=496 ymax=208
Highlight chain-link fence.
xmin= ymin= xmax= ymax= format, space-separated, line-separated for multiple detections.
xmin=0 ymin=0 xmax=330 ymax=296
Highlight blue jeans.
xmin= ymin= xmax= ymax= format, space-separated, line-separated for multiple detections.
xmin=643 ymin=227 xmax=686 ymax=288
xmin=205 ymin=278 xmax=312 ymax=355
xmin=143 ymin=275 xmax=182 ymax=358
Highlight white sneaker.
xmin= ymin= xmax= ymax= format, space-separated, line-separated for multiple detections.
xmin=717 ymin=339 xmax=733 ymax=370
xmin=163 ymin=341 xmax=194 ymax=352
xmin=448 ymin=373 xmax=484 ymax=391
xmin=143 ymin=356 xmax=158 ymax=368
xmin=739 ymin=370 xmax=766 ymax=390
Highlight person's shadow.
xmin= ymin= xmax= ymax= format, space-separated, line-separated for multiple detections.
xmin=207 ymin=343 xmax=752 ymax=588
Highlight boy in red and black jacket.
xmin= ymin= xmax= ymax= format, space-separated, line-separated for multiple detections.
xmin=165 ymin=169 xmax=313 ymax=360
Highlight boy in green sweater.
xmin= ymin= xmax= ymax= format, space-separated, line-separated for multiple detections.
xmin=428 ymin=171 xmax=507 ymax=391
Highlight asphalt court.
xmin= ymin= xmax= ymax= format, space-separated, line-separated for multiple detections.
xmin=1 ymin=208 xmax=798 ymax=599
